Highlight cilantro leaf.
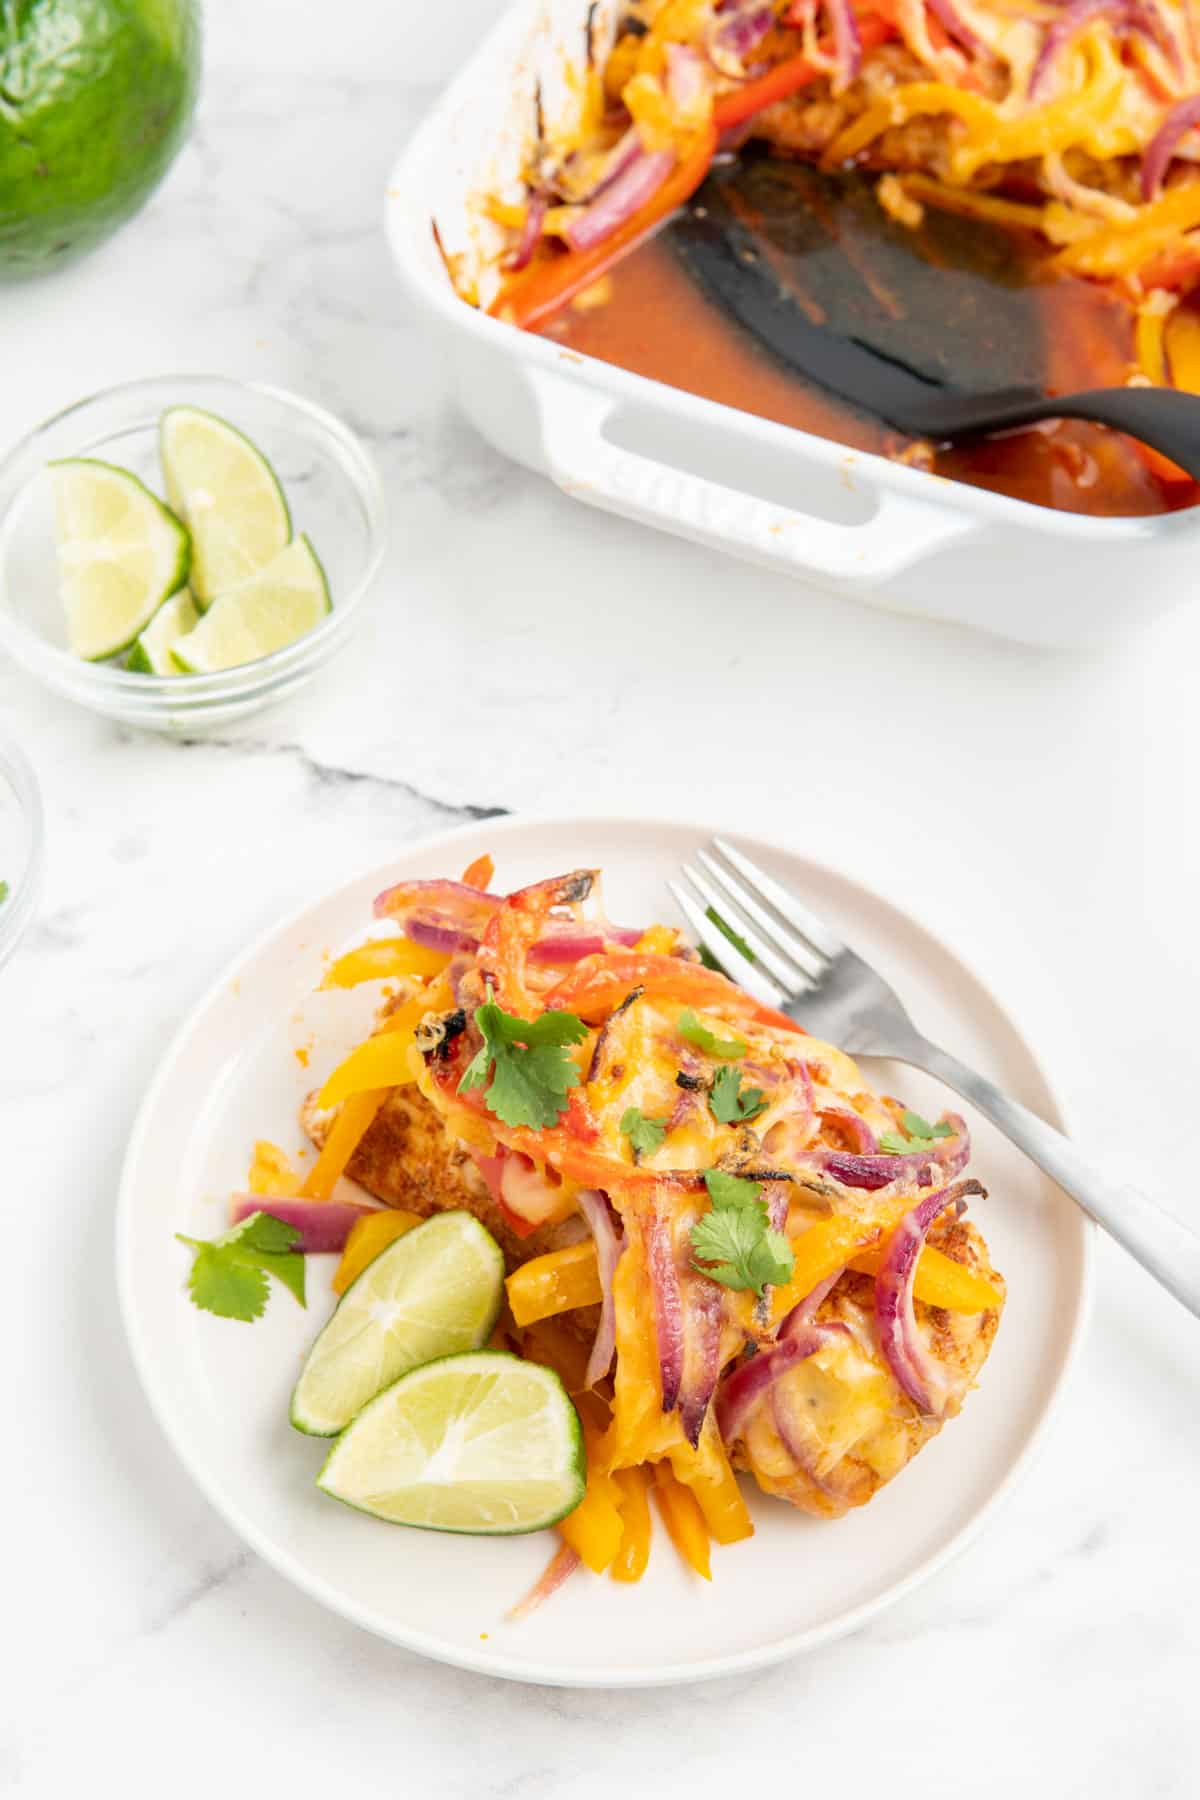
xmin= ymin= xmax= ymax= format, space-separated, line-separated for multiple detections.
xmin=705 ymin=905 xmax=756 ymax=964
xmin=677 ymin=1008 xmax=747 ymax=1060
xmin=879 ymin=1110 xmax=956 ymax=1155
xmin=0 ymin=880 xmax=8 ymax=905
xmin=457 ymin=993 xmax=588 ymax=1130
xmin=709 ymin=1064 xmax=767 ymax=1125
xmin=690 ymin=1169 xmax=794 ymax=1296
xmin=620 ymin=1106 xmax=668 ymax=1159
xmin=176 ymin=1211 xmax=306 ymax=1322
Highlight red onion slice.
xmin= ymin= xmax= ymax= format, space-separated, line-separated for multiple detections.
xmin=666 ymin=40 xmax=708 ymax=112
xmin=506 ymin=189 xmax=548 ymax=272
xmin=825 ymin=0 xmax=863 ymax=86
xmin=716 ymin=1269 xmax=846 ymax=1441
xmin=1030 ymin=0 xmax=1121 ymax=94
xmin=677 ymin=1278 xmax=725 ymax=1447
xmin=527 ymin=923 xmax=643 ymax=964
xmin=228 ymin=1195 xmax=378 ymax=1254
xmin=819 ymin=1107 xmax=879 ymax=1155
xmin=507 ymin=1541 xmax=581 ymax=1621
xmin=578 ymin=1188 xmax=624 ymax=1387
xmin=710 ymin=1 xmax=776 ymax=75
xmin=373 ymin=878 xmax=499 ymax=944
xmin=925 ymin=0 xmax=985 ymax=54
xmin=565 ymin=147 xmax=677 ymax=252
xmin=645 ymin=1203 xmax=685 ymax=1412
xmin=808 ymin=1114 xmax=969 ymax=1191
xmin=874 ymin=1177 xmax=985 ymax=1414
xmin=1142 ymin=94 xmax=1200 ymax=199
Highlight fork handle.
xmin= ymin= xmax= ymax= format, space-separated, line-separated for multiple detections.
xmin=910 ymin=1038 xmax=1200 ymax=1319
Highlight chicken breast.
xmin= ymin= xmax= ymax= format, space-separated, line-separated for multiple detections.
xmin=729 ymin=1213 xmax=1004 ymax=1519
xmin=301 ymin=1085 xmax=588 ymax=1272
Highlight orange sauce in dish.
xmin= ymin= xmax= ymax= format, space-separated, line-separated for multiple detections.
xmin=538 ymin=228 xmax=1198 ymax=518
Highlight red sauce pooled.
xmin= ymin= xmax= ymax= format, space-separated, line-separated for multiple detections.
xmin=539 ymin=230 xmax=1198 ymax=518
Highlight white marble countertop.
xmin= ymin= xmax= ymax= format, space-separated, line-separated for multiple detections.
xmin=3 ymin=1 xmax=1199 ymax=1792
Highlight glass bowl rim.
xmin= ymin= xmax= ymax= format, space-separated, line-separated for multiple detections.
xmin=0 ymin=374 xmax=388 ymax=703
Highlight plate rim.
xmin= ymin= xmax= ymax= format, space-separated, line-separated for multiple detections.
xmin=115 ymin=810 xmax=1094 ymax=1688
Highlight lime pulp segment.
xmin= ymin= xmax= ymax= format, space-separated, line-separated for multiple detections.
xmin=159 ymin=405 xmax=291 ymax=601
xmin=169 ymin=534 xmax=329 ymax=674
xmin=316 ymin=1352 xmax=587 ymax=1534
xmin=50 ymin=457 xmax=191 ymax=661
xmin=126 ymin=586 xmax=199 ymax=673
xmin=290 ymin=1210 xmax=505 ymax=1437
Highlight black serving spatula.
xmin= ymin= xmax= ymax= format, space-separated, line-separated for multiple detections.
xmin=669 ymin=152 xmax=1200 ymax=479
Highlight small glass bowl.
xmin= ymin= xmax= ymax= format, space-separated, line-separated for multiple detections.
xmin=0 ymin=737 xmax=45 ymax=975
xmin=0 ymin=376 xmax=386 ymax=731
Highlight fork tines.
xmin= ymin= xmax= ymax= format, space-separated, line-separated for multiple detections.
xmin=669 ymin=837 xmax=846 ymax=1008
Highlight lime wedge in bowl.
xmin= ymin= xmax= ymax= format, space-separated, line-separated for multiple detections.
xmin=317 ymin=1352 xmax=586 ymax=1535
xmin=50 ymin=458 xmax=190 ymax=660
xmin=170 ymin=535 xmax=330 ymax=673
xmin=160 ymin=405 xmax=290 ymax=601
xmin=291 ymin=1211 xmax=505 ymax=1437
xmin=126 ymin=588 xmax=199 ymax=674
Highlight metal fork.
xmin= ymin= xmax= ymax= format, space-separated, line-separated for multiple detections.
xmin=670 ymin=837 xmax=1200 ymax=1320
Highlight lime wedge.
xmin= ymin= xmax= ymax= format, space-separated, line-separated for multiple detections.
xmin=290 ymin=1211 xmax=505 ymax=1437
xmin=317 ymin=1351 xmax=585 ymax=1534
xmin=160 ymin=405 xmax=291 ymax=601
xmin=50 ymin=458 xmax=190 ymax=661
xmin=126 ymin=588 xmax=199 ymax=674
xmin=169 ymin=535 xmax=330 ymax=674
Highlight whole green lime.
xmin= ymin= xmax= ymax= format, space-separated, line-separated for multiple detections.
xmin=0 ymin=0 xmax=201 ymax=278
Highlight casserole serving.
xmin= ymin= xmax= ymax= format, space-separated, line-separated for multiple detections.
xmin=385 ymin=0 xmax=1200 ymax=646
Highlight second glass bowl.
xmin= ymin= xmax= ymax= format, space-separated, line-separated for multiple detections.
xmin=0 ymin=376 xmax=386 ymax=731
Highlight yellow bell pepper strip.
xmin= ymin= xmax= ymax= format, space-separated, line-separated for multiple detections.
xmin=610 ymin=1466 xmax=653 ymax=1583
xmin=519 ymin=1319 xmax=594 ymax=1395
xmin=332 ymin=1208 xmax=421 ymax=1296
xmin=558 ymin=1394 xmax=625 ymax=1573
xmin=1168 ymin=304 xmax=1200 ymax=392
xmin=301 ymin=1089 xmax=387 ymax=1200
xmin=669 ymin=1420 xmax=754 ymax=1545
xmin=317 ymin=992 xmax=429 ymax=1109
xmin=848 ymin=1242 xmax=1004 ymax=1312
xmin=461 ymin=852 xmax=494 ymax=890
xmin=248 ymin=1140 xmax=302 ymax=1196
xmin=506 ymin=1239 xmax=605 ymax=1327
xmin=321 ymin=939 xmax=450 ymax=989
xmin=652 ymin=1461 xmax=711 ymax=1580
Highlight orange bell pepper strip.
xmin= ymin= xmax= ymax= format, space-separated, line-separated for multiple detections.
xmin=332 ymin=1208 xmax=421 ymax=1295
xmin=543 ymin=951 xmax=804 ymax=1035
xmin=558 ymin=1394 xmax=625 ymax=1573
xmin=506 ymin=1239 xmax=605 ymax=1327
xmin=301 ymin=1088 xmax=387 ymax=1200
xmin=461 ymin=853 xmax=494 ymax=890
xmin=765 ymin=1205 xmax=909 ymax=1325
xmin=493 ymin=125 xmax=718 ymax=332
xmin=321 ymin=939 xmax=450 ymax=989
xmin=848 ymin=1242 xmax=1004 ymax=1311
xmin=652 ymin=1461 xmax=712 ymax=1580
xmin=317 ymin=992 xmax=429 ymax=1108
xmin=712 ymin=15 xmax=891 ymax=130
xmin=670 ymin=1421 xmax=754 ymax=1545
xmin=610 ymin=1466 xmax=653 ymax=1582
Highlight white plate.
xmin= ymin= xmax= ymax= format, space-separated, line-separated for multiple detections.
xmin=117 ymin=815 xmax=1090 ymax=1687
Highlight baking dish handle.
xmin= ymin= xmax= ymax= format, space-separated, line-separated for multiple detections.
xmin=532 ymin=370 xmax=972 ymax=585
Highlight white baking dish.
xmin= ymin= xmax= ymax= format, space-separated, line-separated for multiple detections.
xmin=385 ymin=0 xmax=1200 ymax=648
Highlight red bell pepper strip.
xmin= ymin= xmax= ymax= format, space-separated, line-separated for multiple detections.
xmin=492 ymin=125 xmax=719 ymax=332
xmin=712 ymin=15 xmax=892 ymax=130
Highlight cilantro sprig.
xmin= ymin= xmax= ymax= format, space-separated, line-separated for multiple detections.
xmin=878 ymin=1110 xmax=955 ymax=1156
xmin=690 ymin=1170 xmax=794 ymax=1297
xmin=177 ymin=1211 xmax=306 ymax=1322
xmin=709 ymin=1064 xmax=767 ymax=1125
xmin=677 ymin=1008 xmax=747 ymax=1060
xmin=458 ymin=991 xmax=588 ymax=1129
xmin=620 ymin=1106 xmax=668 ymax=1159
xmin=0 ymin=880 xmax=8 ymax=905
